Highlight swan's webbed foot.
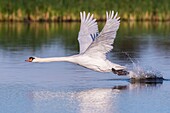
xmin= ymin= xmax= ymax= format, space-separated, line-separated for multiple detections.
xmin=112 ymin=68 xmax=129 ymax=76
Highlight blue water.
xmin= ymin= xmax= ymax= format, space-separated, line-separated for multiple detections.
xmin=0 ymin=22 xmax=170 ymax=113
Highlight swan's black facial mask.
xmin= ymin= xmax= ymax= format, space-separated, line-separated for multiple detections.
xmin=25 ymin=57 xmax=35 ymax=62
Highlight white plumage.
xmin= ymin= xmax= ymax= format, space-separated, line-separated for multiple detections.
xmin=78 ymin=11 xmax=99 ymax=54
xmin=26 ymin=11 xmax=128 ymax=75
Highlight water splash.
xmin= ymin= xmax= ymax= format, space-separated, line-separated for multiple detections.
xmin=128 ymin=63 xmax=163 ymax=79
xmin=123 ymin=52 xmax=163 ymax=80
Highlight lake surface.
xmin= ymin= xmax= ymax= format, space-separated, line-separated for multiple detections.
xmin=0 ymin=22 xmax=170 ymax=113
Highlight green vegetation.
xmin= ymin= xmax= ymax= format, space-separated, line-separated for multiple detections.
xmin=0 ymin=0 xmax=170 ymax=22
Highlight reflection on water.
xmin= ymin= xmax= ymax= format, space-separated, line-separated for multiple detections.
xmin=0 ymin=22 xmax=80 ymax=52
xmin=0 ymin=81 xmax=169 ymax=113
xmin=32 ymin=88 xmax=119 ymax=113
xmin=0 ymin=80 xmax=159 ymax=113
xmin=0 ymin=22 xmax=170 ymax=54
xmin=0 ymin=81 xmax=163 ymax=113
xmin=114 ymin=22 xmax=170 ymax=61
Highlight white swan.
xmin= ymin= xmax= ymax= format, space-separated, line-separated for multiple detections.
xmin=26 ymin=11 xmax=129 ymax=75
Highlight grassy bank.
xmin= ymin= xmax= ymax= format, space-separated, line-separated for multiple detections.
xmin=0 ymin=0 xmax=170 ymax=22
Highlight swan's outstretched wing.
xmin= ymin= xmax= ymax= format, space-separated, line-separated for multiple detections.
xmin=85 ymin=11 xmax=120 ymax=59
xmin=78 ymin=11 xmax=99 ymax=54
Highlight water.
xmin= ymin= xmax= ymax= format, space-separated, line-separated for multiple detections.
xmin=0 ymin=22 xmax=170 ymax=113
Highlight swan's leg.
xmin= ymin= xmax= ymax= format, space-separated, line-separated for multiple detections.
xmin=112 ymin=68 xmax=129 ymax=76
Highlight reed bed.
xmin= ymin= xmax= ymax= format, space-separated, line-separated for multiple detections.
xmin=0 ymin=0 xmax=169 ymax=22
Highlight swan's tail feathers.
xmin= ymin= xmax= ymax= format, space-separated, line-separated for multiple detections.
xmin=112 ymin=68 xmax=129 ymax=76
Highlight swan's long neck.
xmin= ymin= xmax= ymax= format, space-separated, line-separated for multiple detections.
xmin=34 ymin=56 xmax=75 ymax=63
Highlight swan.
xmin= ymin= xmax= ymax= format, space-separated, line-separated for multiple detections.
xmin=25 ymin=11 xmax=129 ymax=75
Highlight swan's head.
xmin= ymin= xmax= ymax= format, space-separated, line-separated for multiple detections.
xmin=25 ymin=57 xmax=35 ymax=62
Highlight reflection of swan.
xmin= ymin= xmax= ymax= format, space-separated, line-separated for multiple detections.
xmin=25 ymin=11 xmax=129 ymax=75
xmin=31 ymin=82 xmax=162 ymax=113
xmin=32 ymin=88 xmax=120 ymax=113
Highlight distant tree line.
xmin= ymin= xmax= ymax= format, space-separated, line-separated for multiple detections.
xmin=0 ymin=0 xmax=169 ymax=22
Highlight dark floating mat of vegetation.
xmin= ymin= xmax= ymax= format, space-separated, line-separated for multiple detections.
xmin=0 ymin=0 xmax=170 ymax=22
